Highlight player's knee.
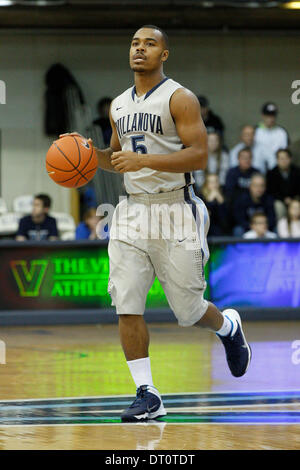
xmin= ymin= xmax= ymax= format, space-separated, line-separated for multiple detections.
xmin=174 ymin=298 xmax=208 ymax=328
xmin=108 ymin=276 xmax=145 ymax=314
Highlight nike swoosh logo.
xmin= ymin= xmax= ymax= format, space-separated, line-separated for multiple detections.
xmin=148 ymin=405 xmax=158 ymax=412
xmin=177 ymin=238 xmax=187 ymax=243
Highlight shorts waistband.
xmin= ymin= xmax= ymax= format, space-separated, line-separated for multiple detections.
xmin=129 ymin=186 xmax=189 ymax=205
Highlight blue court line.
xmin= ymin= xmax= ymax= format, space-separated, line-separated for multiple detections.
xmin=0 ymin=412 xmax=300 ymax=425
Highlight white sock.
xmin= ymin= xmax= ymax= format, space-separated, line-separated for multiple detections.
xmin=216 ymin=312 xmax=237 ymax=337
xmin=127 ymin=357 xmax=154 ymax=388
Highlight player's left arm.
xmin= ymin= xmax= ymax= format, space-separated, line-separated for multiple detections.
xmin=111 ymin=88 xmax=208 ymax=173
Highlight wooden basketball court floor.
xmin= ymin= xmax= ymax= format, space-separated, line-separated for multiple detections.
xmin=0 ymin=321 xmax=299 ymax=450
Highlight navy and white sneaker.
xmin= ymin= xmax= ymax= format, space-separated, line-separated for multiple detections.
xmin=217 ymin=309 xmax=252 ymax=378
xmin=121 ymin=385 xmax=167 ymax=422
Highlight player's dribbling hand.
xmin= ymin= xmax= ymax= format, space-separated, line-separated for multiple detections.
xmin=58 ymin=132 xmax=93 ymax=147
xmin=111 ymin=151 xmax=143 ymax=172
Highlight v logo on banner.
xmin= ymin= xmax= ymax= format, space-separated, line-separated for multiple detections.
xmin=10 ymin=260 xmax=49 ymax=297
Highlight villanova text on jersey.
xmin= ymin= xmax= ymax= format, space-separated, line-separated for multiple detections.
xmin=115 ymin=113 xmax=164 ymax=139
xmin=111 ymin=78 xmax=195 ymax=194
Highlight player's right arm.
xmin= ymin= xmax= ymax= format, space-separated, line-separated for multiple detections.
xmin=94 ymin=109 xmax=122 ymax=172
xmin=59 ymin=109 xmax=121 ymax=173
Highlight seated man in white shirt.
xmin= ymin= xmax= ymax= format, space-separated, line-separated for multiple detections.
xmin=230 ymin=125 xmax=267 ymax=174
xmin=243 ymin=212 xmax=277 ymax=239
xmin=254 ymin=102 xmax=289 ymax=171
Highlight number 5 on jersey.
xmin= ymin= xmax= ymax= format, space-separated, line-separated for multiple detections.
xmin=131 ymin=135 xmax=148 ymax=154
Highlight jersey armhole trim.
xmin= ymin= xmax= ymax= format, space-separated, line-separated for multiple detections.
xmin=169 ymin=86 xmax=185 ymax=124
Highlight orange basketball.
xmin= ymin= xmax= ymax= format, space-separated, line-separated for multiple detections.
xmin=46 ymin=135 xmax=98 ymax=188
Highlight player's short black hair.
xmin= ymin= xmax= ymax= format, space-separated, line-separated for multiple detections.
xmin=276 ymin=148 xmax=292 ymax=159
xmin=138 ymin=24 xmax=169 ymax=49
xmin=35 ymin=193 xmax=52 ymax=209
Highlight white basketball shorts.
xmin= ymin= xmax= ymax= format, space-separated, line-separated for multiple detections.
xmin=107 ymin=185 xmax=210 ymax=327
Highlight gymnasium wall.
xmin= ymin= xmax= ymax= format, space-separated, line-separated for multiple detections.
xmin=0 ymin=31 xmax=299 ymax=212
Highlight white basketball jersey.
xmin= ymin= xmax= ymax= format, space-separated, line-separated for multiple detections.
xmin=111 ymin=77 xmax=195 ymax=194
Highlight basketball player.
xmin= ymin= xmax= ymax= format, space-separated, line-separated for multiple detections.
xmin=61 ymin=25 xmax=251 ymax=422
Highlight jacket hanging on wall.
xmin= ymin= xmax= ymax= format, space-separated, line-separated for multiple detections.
xmin=44 ymin=63 xmax=85 ymax=137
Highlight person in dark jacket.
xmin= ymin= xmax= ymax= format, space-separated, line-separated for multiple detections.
xmin=225 ymin=147 xmax=260 ymax=204
xmin=45 ymin=63 xmax=85 ymax=137
xmin=197 ymin=95 xmax=224 ymax=137
xmin=266 ymin=148 xmax=300 ymax=220
xmin=93 ymin=97 xmax=113 ymax=146
xmin=16 ymin=194 xmax=58 ymax=241
xmin=233 ymin=173 xmax=276 ymax=236
xmin=199 ymin=173 xmax=230 ymax=236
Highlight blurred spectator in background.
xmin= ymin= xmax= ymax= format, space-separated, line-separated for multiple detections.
xmin=277 ymin=198 xmax=300 ymax=238
xmin=225 ymin=147 xmax=260 ymax=205
xmin=76 ymin=207 xmax=109 ymax=240
xmin=76 ymin=208 xmax=100 ymax=240
xmin=93 ymin=97 xmax=112 ymax=146
xmin=266 ymin=148 xmax=300 ymax=220
xmin=233 ymin=173 xmax=276 ymax=236
xmin=229 ymin=125 xmax=267 ymax=173
xmin=254 ymin=102 xmax=289 ymax=170
xmin=197 ymin=96 xmax=224 ymax=137
xmin=243 ymin=212 xmax=277 ymax=239
xmin=79 ymin=185 xmax=98 ymax=220
xmin=290 ymin=137 xmax=300 ymax=168
xmin=193 ymin=130 xmax=229 ymax=192
xmin=16 ymin=194 xmax=58 ymax=241
xmin=200 ymin=174 xmax=229 ymax=236
xmin=82 ymin=186 xmax=98 ymax=208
